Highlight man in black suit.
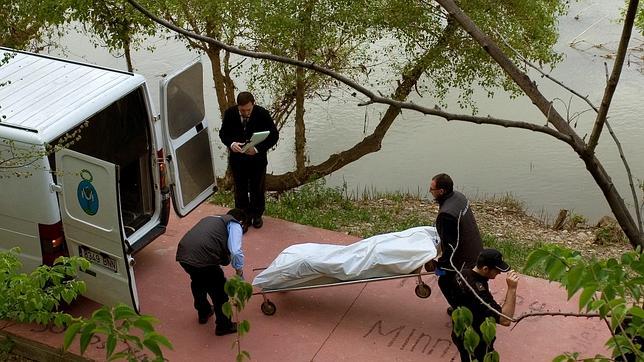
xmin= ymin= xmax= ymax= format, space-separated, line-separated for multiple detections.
xmin=219 ymin=92 xmax=279 ymax=230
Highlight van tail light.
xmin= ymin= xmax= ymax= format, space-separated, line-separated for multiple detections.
xmin=39 ymin=221 xmax=68 ymax=266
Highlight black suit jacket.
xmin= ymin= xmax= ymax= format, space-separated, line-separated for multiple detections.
xmin=218 ymin=104 xmax=279 ymax=164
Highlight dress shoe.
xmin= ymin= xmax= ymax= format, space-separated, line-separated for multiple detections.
xmin=252 ymin=216 xmax=263 ymax=228
xmin=198 ymin=306 xmax=214 ymax=324
xmin=215 ymin=322 xmax=237 ymax=336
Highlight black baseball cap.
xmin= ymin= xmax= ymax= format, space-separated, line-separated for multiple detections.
xmin=478 ymin=249 xmax=510 ymax=272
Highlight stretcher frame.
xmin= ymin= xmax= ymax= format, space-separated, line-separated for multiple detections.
xmin=252 ymin=267 xmax=435 ymax=316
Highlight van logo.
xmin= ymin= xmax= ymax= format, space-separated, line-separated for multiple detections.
xmin=77 ymin=169 xmax=99 ymax=216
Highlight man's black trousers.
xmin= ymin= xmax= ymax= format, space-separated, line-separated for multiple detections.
xmin=179 ymin=262 xmax=232 ymax=328
xmin=230 ymin=157 xmax=267 ymax=220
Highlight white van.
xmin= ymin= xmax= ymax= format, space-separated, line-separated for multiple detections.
xmin=0 ymin=47 xmax=216 ymax=312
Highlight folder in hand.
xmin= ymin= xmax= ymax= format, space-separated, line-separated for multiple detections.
xmin=241 ymin=131 xmax=270 ymax=153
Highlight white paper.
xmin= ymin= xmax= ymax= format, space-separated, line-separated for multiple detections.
xmin=252 ymin=226 xmax=440 ymax=290
xmin=241 ymin=131 xmax=270 ymax=152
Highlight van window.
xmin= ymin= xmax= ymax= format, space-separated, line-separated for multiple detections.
xmin=166 ymin=64 xmax=205 ymax=139
xmin=50 ymin=88 xmax=154 ymax=236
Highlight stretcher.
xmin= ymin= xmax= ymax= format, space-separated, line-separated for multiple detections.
xmin=251 ymin=226 xmax=439 ymax=316
xmin=252 ymin=267 xmax=435 ymax=316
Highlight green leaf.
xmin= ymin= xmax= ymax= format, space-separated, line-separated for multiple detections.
xmin=483 ymin=350 xmax=500 ymax=362
xmin=79 ymin=322 xmax=96 ymax=355
xmin=610 ymin=304 xmax=627 ymax=331
xmin=91 ymin=308 xmax=112 ymax=324
xmin=463 ymin=327 xmax=480 ymax=354
xmin=61 ymin=289 xmax=76 ymax=304
xmin=239 ymin=320 xmax=250 ymax=335
xmin=114 ymin=304 xmax=138 ymax=320
xmin=63 ymin=322 xmax=82 ymax=351
xmin=106 ymin=334 xmax=116 ymax=358
xmin=133 ymin=318 xmax=155 ymax=333
xmin=628 ymin=306 xmax=644 ymax=319
xmin=452 ymin=307 xmax=473 ymax=337
xmin=523 ymin=249 xmax=548 ymax=272
xmin=108 ymin=351 xmax=129 ymax=361
xmin=222 ymin=302 xmax=233 ymax=319
xmin=565 ymin=265 xmax=585 ymax=299
xmin=224 ymin=280 xmax=236 ymax=296
xmin=579 ymin=284 xmax=598 ymax=310
xmin=146 ymin=333 xmax=173 ymax=349
xmin=546 ymin=258 xmax=567 ymax=281
xmin=479 ymin=318 xmax=496 ymax=345
xmin=143 ymin=339 xmax=163 ymax=357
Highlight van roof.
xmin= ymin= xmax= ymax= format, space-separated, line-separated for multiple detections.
xmin=0 ymin=48 xmax=146 ymax=142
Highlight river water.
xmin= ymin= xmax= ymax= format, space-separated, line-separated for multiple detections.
xmin=47 ymin=0 xmax=643 ymax=223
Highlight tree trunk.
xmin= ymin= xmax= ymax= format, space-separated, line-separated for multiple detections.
xmin=124 ymin=40 xmax=133 ymax=72
xmin=205 ymin=46 xmax=234 ymax=117
xmin=294 ymin=66 xmax=306 ymax=173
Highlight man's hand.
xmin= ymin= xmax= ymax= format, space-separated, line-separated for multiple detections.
xmin=506 ymin=270 xmax=520 ymax=289
xmin=230 ymin=142 xmax=244 ymax=153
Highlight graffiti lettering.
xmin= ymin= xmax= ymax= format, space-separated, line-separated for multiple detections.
xmin=363 ymin=320 xmax=459 ymax=360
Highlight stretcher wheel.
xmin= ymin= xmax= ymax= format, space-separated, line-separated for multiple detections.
xmin=261 ymin=301 xmax=276 ymax=316
xmin=415 ymin=283 xmax=431 ymax=299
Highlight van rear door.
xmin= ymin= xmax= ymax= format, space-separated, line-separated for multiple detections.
xmin=55 ymin=148 xmax=139 ymax=312
xmin=159 ymin=60 xmax=216 ymax=216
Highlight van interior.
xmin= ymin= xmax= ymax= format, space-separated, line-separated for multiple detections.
xmin=50 ymin=88 xmax=155 ymax=237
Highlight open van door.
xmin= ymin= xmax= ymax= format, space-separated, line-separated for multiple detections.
xmin=160 ymin=60 xmax=216 ymax=216
xmin=55 ymin=148 xmax=139 ymax=312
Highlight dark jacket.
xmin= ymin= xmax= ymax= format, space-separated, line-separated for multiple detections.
xmin=218 ymin=104 xmax=279 ymax=164
xmin=436 ymin=191 xmax=483 ymax=270
xmin=176 ymin=215 xmax=235 ymax=268
xmin=454 ymin=269 xmax=502 ymax=328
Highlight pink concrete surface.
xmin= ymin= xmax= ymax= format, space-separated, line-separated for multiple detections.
xmin=4 ymin=202 xmax=610 ymax=361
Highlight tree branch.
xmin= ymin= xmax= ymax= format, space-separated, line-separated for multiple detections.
xmin=511 ymin=311 xmax=601 ymax=328
xmin=125 ymin=0 xmax=572 ymax=145
xmin=587 ymin=0 xmax=640 ymax=151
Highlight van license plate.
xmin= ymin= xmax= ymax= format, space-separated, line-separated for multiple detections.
xmin=79 ymin=246 xmax=118 ymax=273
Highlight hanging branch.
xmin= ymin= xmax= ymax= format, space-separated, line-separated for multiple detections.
xmin=124 ymin=0 xmax=572 ymax=144
xmin=587 ymin=0 xmax=640 ymax=152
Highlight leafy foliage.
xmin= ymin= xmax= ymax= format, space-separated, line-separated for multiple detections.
xmin=0 ymin=247 xmax=88 ymax=328
xmin=0 ymin=248 xmax=172 ymax=361
xmin=63 ymin=303 xmax=173 ymax=361
xmin=223 ymin=276 xmax=253 ymax=362
xmin=524 ymin=245 xmax=644 ymax=361
xmin=633 ymin=1 xmax=644 ymax=36
xmin=0 ymin=0 xmax=68 ymax=50
xmin=66 ymin=0 xmax=159 ymax=71
xmin=451 ymin=307 xmax=499 ymax=362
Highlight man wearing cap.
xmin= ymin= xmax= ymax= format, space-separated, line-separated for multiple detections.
xmin=176 ymin=208 xmax=247 ymax=336
xmin=451 ymin=248 xmax=520 ymax=361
